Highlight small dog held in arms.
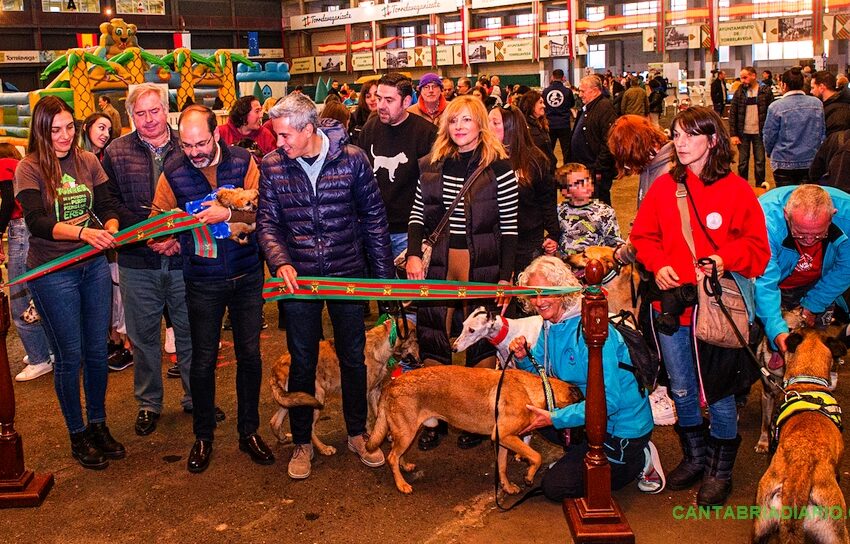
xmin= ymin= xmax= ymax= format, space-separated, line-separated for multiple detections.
xmin=268 ymin=318 xmax=419 ymax=456
xmin=752 ymin=328 xmax=848 ymax=544
xmin=365 ymin=365 xmax=583 ymax=494
xmin=214 ymin=187 xmax=258 ymax=245
xmin=564 ymin=245 xmax=639 ymax=315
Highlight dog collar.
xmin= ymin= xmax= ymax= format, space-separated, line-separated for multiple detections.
xmin=488 ymin=315 xmax=509 ymax=346
xmin=783 ymin=375 xmax=831 ymax=389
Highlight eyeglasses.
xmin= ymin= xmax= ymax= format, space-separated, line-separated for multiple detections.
xmin=180 ymin=135 xmax=214 ymax=151
xmin=790 ymin=231 xmax=828 ymax=242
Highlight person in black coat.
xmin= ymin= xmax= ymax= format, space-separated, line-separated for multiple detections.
xmin=517 ymin=90 xmax=557 ymax=173
xmin=710 ymin=70 xmax=728 ymax=116
xmin=571 ymin=75 xmax=618 ymax=204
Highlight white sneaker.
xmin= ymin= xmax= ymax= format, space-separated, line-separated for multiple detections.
xmin=15 ymin=360 xmax=53 ymax=382
xmin=164 ymin=327 xmax=176 ymax=354
xmin=650 ymin=386 xmax=677 ymax=426
xmin=637 ymin=441 xmax=666 ymax=494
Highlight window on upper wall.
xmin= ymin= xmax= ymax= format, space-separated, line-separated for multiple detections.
xmin=400 ymin=25 xmax=416 ymax=48
xmin=587 ymin=43 xmax=606 ymax=69
xmin=670 ymin=0 xmax=687 ymax=25
xmin=116 ymin=0 xmax=165 ymax=15
xmin=516 ymin=12 xmax=534 ymax=39
xmin=587 ymin=5 xmax=605 ymax=21
xmin=484 ymin=16 xmax=502 ymax=41
xmin=719 ymin=45 xmax=730 ymax=62
xmin=444 ymin=19 xmax=462 ymax=44
xmin=753 ymin=39 xmax=813 ymax=60
xmin=718 ymin=0 xmax=730 ymax=21
xmin=547 ymin=8 xmax=569 ymax=36
xmin=326 ymin=5 xmax=339 ymax=11
xmin=42 ymin=0 xmax=99 ymax=12
xmin=1 ymin=0 xmax=25 ymax=10
xmin=752 ymin=0 xmax=812 ymax=18
xmin=622 ymin=1 xmax=658 ymax=29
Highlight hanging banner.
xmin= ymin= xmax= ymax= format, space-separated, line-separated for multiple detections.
xmin=701 ymin=24 xmax=712 ymax=49
xmin=378 ymin=49 xmax=409 ymax=69
xmin=642 ymin=28 xmax=656 ymax=52
xmin=291 ymin=7 xmax=372 ymax=30
xmin=575 ymin=33 xmax=588 ymax=56
xmin=435 ymin=45 xmax=455 ymax=65
xmin=292 ymin=0 xmax=455 ymax=30
xmin=777 ymin=16 xmax=813 ymax=41
xmin=290 ymin=56 xmax=316 ymax=75
xmin=665 ymin=25 xmax=701 ymax=50
xmin=467 ymin=41 xmax=495 ymax=63
xmin=823 ymin=15 xmax=835 ymax=40
xmin=315 ymin=55 xmax=346 ymax=72
xmin=377 ymin=0 xmax=456 ymax=21
xmin=718 ymin=21 xmax=765 ymax=46
xmin=492 ymin=38 xmax=533 ymax=61
xmin=410 ymin=47 xmax=432 ymax=66
xmin=471 ymin=0 xmax=531 ymax=7
xmin=351 ymin=51 xmax=374 ymax=71
xmin=0 ymin=51 xmax=41 ymax=63
xmin=835 ymin=14 xmax=850 ymax=39
xmin=539 ymin=35 xmax=571 ymax=58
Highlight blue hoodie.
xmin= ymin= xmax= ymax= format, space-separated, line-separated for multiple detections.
xmin=755 ymin=185 xmax=850 ymax=346
xmin=514 ymin=315 xmax=653 ymax=439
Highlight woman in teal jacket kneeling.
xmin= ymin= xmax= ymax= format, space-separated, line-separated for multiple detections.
xmin=508 ymin=255 xmax=663 ymax=500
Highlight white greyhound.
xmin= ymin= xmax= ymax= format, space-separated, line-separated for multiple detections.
xmin=452 ymin=307 xmax=544 ymax=368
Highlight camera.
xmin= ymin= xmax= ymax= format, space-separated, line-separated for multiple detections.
xmin=655 ymin=284 xmax=698 ymax=335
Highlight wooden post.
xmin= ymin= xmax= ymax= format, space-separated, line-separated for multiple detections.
xmin=0 ymin=291 xmax=53 ymax=508
xmin=564 ymin=260 xmax=634 ymax=542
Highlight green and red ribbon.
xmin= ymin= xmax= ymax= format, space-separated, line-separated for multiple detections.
xmin=6 ymin=210 xmax=216 ymax=287
xmin=263 ymin=277 xmax=581 ymax=302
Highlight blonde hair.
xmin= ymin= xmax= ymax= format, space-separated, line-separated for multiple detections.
xmin=785 ymin=184 xmax=835 ymax=219
xmin=516 ymin=255 xmax=582 ymax=315
xmin=430 ymin=95 xmax=506 ymax=167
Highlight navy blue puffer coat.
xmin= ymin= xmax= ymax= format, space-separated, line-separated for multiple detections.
xmin=256 ymin=119 xmax=394 ymax=279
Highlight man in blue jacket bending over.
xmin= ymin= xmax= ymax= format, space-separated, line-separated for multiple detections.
xmin=755 ymin=184 xmax=850 ymax=358
xmin=257 ymin=93 xmax=394 ymax=480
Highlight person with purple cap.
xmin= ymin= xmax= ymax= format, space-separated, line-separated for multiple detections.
xmin=408 ymin=73 xmax=447 ymax=125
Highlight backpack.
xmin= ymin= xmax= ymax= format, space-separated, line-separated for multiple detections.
xmin=609 ymin=310 xmax=661 ymax=396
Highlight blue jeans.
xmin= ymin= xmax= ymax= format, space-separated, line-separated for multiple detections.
xmin=186 ymin=270 xmax=264 ymax=441
xmin=7 ymin=219 xmax=52 ymax=365
xmin=119 ymin=263 xmax=192 ymax=413
xmin=737 ymin=134 xmax=767 ymax=186
xmin=655 ymin=319 xmax=738 ymax=439
xmin=390 ymin=232 xmax=408 ymax=262
xmin=29 ymin=257 xmax=111 ymax=434
xmin=284 ymin=299 xmax=367 ymax=444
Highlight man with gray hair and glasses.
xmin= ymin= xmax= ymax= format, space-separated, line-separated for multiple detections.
xmin=256 ymin=92 xmax=394 ymax=480
xmin=754 ymin=184 xmax=850 ymax=363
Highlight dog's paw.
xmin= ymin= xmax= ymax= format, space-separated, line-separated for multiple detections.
xmin=396 ymin=481 xmax=414 ymax=494
xmin=501 ymin=481 xmax=521 ymax=495
xmin=754 ymin=439 xmax=769 ymax=454
xmin=316 ymin=444 xmax=337 ymax=456
xmin=400 ymin=461 xmax=416 ymax=473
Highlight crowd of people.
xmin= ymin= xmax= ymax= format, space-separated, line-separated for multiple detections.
xmin=4 ymin=66 xmax=850 ymax=511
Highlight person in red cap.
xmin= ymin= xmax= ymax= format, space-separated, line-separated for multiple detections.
xmin=408 ymin=73 xmax=447 ymax=125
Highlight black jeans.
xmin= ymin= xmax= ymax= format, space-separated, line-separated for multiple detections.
xmin=549 ymin=127 xmax=572 ymax=166
xmin=187 ymin=269 xmax=264 ymax=441
xmin=539 ymin=427 xmax=649 ymax=501
xmin=284 ymin=299 xmax=367 ymax=444
xmin=773 ymin=168 xmax=810 ymax=187
xmin=737 ymin=134 xmax=767 ymax=186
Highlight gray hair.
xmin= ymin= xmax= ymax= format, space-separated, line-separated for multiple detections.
xmin=785 ymin=184 xmax=835 ymax=219
xmin=126 ymin=83 xmax=168 ymax=116
xmin=580 ymin=75 xmax=603 ymax=91
xmin=269 ymin=92 xmax=318 ymax=131
xmin=516 ymin=255 xmax=582 ymax=315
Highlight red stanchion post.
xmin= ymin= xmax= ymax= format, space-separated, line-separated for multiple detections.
xmin=563 ymin=260 xmax=634 ymax=542
xmin=0 ymin=291 xmax=54 ymax=508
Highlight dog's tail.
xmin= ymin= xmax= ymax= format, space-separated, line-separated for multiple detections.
xmin=366 ymin=396 xmax=389 ymax=452
xmin=270 ymin=382 xmax=323 ymax=410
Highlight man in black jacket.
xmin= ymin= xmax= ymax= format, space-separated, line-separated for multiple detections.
xmin=570 ymin=75 xmax=617 ymax=204
xmin=710 ymin=70 xmax=727 ymax=116
xmin=543 ymin=69 xmax=575 ymax=167
xmin=728 ymin=66 xmax=773 ymax=187
xmin=812 ymin=70 xmax=850 ymax=136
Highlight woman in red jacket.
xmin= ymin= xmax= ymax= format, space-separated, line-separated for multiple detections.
xmin=630 ymin=107 xmax=769 ymax=506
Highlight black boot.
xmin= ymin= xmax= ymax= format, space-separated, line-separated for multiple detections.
xmin=667 ymin=420 xmax=708 ymax=490
xmin=70 ymin=430 xmax=108 ymax=470
xmin=418 ymin=420 xmax=448 ymax=451
xmin=697 ymin=435 xmax=741 ymax=506
xmin=88 ymin=422 xmax=126 ymax=459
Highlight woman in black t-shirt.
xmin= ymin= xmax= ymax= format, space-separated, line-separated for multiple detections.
xmin=14 ymin=96 xmax=123 ymax=470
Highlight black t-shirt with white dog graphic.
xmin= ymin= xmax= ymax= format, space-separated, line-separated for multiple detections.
xmin=359 ymin=112 xmax=437 ymax=233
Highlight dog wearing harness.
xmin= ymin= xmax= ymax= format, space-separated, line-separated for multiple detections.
xmin=753 ymin=328 xmax=848 ymax=544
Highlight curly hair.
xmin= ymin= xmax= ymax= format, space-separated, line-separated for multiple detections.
xmin=229 ymin=95 xmax=259 ymax=129
xmin=516 ymin=255 xmax=581 ymax=315
xmin=669 ymin=106 xmax=732 ymax=185
xmin=608 ymin=114 xmax=670 ymax=177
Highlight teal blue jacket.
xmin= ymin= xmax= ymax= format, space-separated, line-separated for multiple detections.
xmin=514 ymin=316 xmax=653 ymax=439
xmin=755 ymin=185 xmax=850 ymax=345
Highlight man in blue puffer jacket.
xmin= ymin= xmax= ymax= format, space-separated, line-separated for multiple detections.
xmin=257 ymin=93 xmax=394 ymax=481
xmin=755 ymin=184 xmax=850 ymax=352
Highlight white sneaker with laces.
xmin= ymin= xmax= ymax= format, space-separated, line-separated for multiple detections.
xmin=15 ymin=358 xmax=54 ymax=382
xmin=650 ymin=386 xmax=677 ymax=426
xmin=638 ymin=441 xmax=666 ymax=494
xmin=348 ymin=433 xmax=385 ymax=467
xmin=164 ymin=327 xmax=176 ymax=354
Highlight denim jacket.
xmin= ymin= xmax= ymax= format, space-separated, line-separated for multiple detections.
xmin=762 ymin=91 xmax=825 ymax=170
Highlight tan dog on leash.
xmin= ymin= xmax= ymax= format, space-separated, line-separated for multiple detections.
xmin=564 ymin=245 xmax=639 ymax=315
xmin=366 ymin=365 xmax=583 ymax=494
xmin=752 ymin=328 xmax=848 ymax=544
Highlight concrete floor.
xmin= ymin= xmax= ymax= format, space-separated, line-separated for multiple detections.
xmin=1 ymin=151 xmax=848 ymax=544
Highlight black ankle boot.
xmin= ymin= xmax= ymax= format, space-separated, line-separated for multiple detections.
xmin=697 ymin=435 xmax=741 ymax=506
xmin=70 ymin=430 xmax=108 ymax=470
xmin=418 ymin=420 xmax=448 ymax=451
xmin=88 ymin=422 xmax=126 ymax=459
xmin=667 ymin=420 xmax=708 ymax=490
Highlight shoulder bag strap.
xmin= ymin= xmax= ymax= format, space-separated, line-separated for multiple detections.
xmin=676 ymin=181 xmax=698 ymax=263
xmin=425 ymin=162 xmax=488 ymax=246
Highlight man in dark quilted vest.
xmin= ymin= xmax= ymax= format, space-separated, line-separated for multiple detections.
xmin=151 ymin=105 xmax=273 ymax=474
xmin=103 ymin=83 xmax=195 ymax=437
xmin=257 ymin=93 xmax=394 ymax=480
